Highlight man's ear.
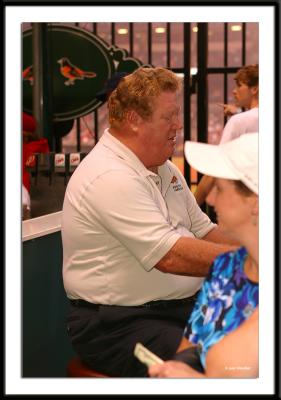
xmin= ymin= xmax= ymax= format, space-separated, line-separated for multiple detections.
xmin=126 ymin=110 xmax=142 ymax=131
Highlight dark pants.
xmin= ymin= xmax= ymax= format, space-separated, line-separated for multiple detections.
xmin=66 ymin=296 xmax=197 ymax=377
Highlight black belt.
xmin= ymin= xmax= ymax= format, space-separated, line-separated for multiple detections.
xmin=69 ymin=292 xmax=198 ymax=310
xmin=140 ymin=293 xmax=198 ymax=309
xmin=70 ymin=299 xmax=99 ymax=309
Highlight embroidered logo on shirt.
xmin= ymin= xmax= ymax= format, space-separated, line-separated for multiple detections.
xmin=171 ymin=175 xmax=183 ymax=192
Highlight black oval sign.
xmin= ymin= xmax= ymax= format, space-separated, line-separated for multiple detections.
xmin=23 ymin=24 xmax=146 ymax=121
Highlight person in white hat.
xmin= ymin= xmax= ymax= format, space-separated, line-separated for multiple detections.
xmin=149 ymin=133 xmax=259 ymax=378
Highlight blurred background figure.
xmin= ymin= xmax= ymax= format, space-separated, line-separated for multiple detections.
xmin=217 ymin=102 xmax=242 ymax=117
xmin=194 ymin=64 xmax=259 ymax=207
xmin=22 ymin=112 xmax=50 ymax=219
xmin=22 ymin=184 xmax=31 ymax=220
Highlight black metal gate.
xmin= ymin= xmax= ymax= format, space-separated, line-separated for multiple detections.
xmin=59 ymin=22 xmax=258 ymax=184
xmin=22 ymin=22 xmax=258 ymax=218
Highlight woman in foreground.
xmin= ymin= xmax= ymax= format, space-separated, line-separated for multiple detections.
xmin=149 ymin=133 xmax=259 ymax=378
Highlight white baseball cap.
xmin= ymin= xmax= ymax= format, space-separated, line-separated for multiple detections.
xmin=184 ymin=133 xmax=258 ymax=194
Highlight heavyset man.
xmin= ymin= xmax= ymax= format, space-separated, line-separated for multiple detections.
xmin=62 ymin=67 xmax=234 ymax=377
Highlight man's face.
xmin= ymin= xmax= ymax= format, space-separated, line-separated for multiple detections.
xmin=138 ymin=91 xmax=182 ymax=168
xmin=232 ymin=80 xmax=258 ymax=109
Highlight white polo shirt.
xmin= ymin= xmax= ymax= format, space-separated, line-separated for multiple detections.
xmin=62 ymin=130 xmax=215 ymax=305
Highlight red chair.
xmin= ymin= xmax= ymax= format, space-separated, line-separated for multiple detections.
xmin=67 ymin=357 xmax=110 ymax=378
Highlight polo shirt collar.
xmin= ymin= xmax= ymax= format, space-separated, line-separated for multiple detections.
xmin=101 ymin=129 xmax=157 ymax=178
xmin=158 ymin=162 xmax=174 ymax=196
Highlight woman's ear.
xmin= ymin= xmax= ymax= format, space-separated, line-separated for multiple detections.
xmin=251 ymin=85 xmax=259 ymax=98
xmin=244 ymin=194 xmax=259 ymax=227
xmin=251 ymin=195 xmax=259 ymax=216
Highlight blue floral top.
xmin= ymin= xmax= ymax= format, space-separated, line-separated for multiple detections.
xmin=184 ymin=247 xmax=259 ymax=368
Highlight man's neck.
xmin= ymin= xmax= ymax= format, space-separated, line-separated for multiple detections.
xmin=149 ymin=166 xmax=158 ymax=174
xmin=108 ymin=127 xmax=159 ymax=174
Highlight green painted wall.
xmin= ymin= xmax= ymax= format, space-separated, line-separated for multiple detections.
xmin=22 ymin=231 xmax=74 ymax=377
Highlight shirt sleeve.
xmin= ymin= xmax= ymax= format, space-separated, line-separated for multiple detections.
xmin=177 ymin=171 xmax=216 ymax=238
xmin=80 ymin=170 xmax=181 ymax=271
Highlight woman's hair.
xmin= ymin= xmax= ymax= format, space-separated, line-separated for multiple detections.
xmin=108 ymin=67 xmax=182 ymax=128
xmin=234 ymin=64 xmax=259 ymax=87
xmin=233 ymin=180 xmax=254 ymax=196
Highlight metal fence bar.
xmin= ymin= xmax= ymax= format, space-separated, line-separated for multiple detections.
xmin=76 ymin=118 xmax=81 ymax=152
xmin=197 ymin=23 xmax=208 ymax=144
xmin=111 ymin=22 xmax=115 ymax=45
xmin=183 ymin=22 xmax=191 ymax=183
xmin=167 ymin=22 xmax=171 ymax=68
xmin=129 ymin=22 xmax=134 ymax=56
xmin=242 ymin=22 xmax=246 ymax=65
xmin=148 ymin=23 xmax=152 ymax=65
xmin=223 ymin=23 xmax=228 ymax=126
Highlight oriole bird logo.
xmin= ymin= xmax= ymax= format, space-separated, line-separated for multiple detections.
xmin=22 ymin=65 xmax=34 ymax=85
xmin=57 ymin=57 xmax=97 ymax=86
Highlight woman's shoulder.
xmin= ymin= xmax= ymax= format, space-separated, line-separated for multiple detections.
xmin=214 ymin=246 xmax=246 ymax=263
xmin=210 ymin=247 xmax=247 ymax=275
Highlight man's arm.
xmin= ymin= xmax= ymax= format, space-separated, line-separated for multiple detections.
xmin=154 ymin=236 xmax=233 ymax=276
xmin=194 ymin=175 xmax=215 ymax=206
xmin=203 ymin=227 xmax=239 ymax=246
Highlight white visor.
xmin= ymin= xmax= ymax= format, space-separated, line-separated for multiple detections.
xmin=184 ymin=133 xmax=258 ymax=194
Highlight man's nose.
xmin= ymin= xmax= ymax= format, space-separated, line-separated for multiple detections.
xmin=172 ymin=116 xmax=183 ymax=130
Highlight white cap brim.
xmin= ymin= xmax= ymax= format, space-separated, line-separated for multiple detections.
xmin=184 ymin=141 xmax=239 ymax=180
